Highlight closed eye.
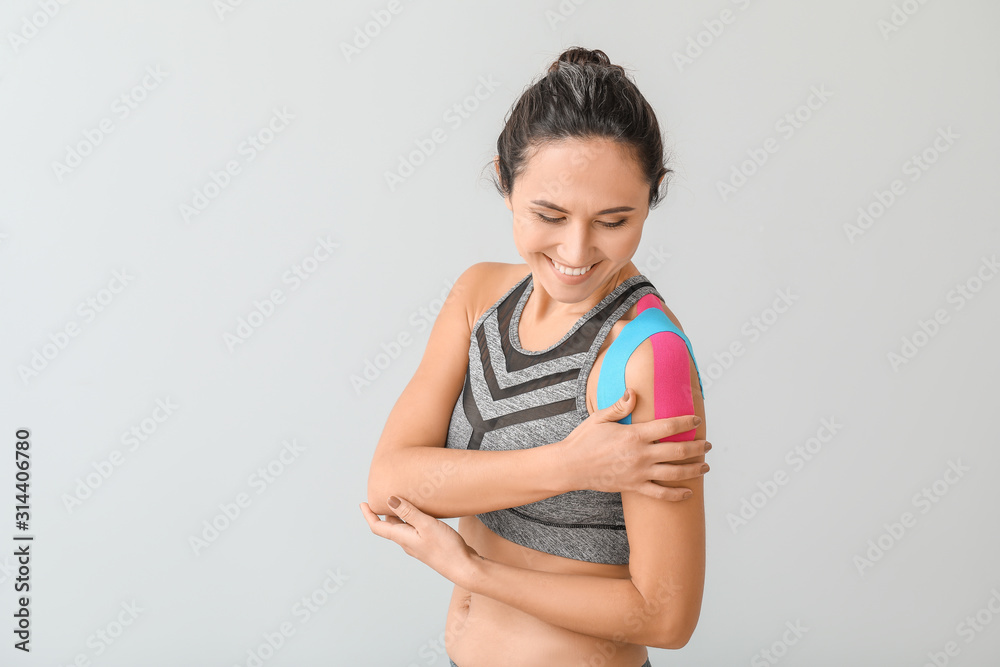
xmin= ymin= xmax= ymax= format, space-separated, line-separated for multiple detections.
xmin=534 ymin=212 xmax=627 ymax=229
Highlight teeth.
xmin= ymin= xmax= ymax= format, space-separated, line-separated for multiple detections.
xmin=551 ymin=258 xmax=594 ymax=276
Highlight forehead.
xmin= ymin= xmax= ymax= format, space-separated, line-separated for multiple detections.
xmin=516 ymin=137 xmax=646 ymax=200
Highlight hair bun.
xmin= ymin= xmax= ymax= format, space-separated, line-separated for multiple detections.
xmin=547 ymin=47 xmax=617 ymax=73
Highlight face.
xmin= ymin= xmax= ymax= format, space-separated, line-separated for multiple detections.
xmin=500 ymin=137 xmax=652 ymax=306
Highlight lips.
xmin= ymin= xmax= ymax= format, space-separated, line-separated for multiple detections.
xmin=547 ymin=255 xmax=596 ymax=276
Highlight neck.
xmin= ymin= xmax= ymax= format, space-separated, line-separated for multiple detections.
xmin=529 ymin=262 xmax=641 ymax=320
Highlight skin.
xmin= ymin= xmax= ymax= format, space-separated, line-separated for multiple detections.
xmin=361 ymin=137 xmax=707 ymax=665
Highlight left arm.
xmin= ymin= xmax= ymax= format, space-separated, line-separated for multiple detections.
xmin=361 ymin=322 xmax=706 ymax=650
xmin=620 ymin=329 xmax=706 ymax=647
xmin=459 ymin=331 xmax=706 ymax=649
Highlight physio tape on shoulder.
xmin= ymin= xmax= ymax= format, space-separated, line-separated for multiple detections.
xmin=596 ymin=294 xmax=703 ymax=440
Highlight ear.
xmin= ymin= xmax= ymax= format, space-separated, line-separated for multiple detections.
xmin=496 ymin=156 xmax=513 ymax=211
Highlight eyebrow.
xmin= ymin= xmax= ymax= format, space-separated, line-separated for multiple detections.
xmin=530 ymin=200 xmax=636 ymax=215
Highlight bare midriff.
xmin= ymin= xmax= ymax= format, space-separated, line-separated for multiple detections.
xmin=444 ymin=515 xmax=650 ymax=667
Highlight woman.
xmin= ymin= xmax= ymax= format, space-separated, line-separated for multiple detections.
xmin=361 ymin=47 xmax=709 ymax=666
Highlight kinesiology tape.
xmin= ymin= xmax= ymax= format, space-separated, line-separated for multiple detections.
xmin=596 ymin=294 xmax=704 ymax=441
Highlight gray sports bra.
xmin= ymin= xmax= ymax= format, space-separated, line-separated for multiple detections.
xmin=444 ymin=271 xmax=666 ymax=565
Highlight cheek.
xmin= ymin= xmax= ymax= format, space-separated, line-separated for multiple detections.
xmin=513 ymin=219 xmax=547 ymax=249
xmin=603 ymin=233 xmax=641 ymax=259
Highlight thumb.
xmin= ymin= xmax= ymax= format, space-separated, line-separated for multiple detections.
xmin=386 ymin=495 xmax=422 ymax=524
xmin=598 ymin=388 xmax=634 ymax=419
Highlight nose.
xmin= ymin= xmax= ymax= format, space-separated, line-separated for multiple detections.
xmin=558 ymin=219 xmax=594 ymax=266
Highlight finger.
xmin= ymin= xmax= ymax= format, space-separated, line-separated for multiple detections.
xmin=651 ymin=415 xmax=702 ymax=439
xmin=638 ymin=481 xmax=695 ymax=502
xmin=637 ymin=422 xmax=704 ymax=454
xmin=592 ymin=388 xmax=635 ymax=422
xmin=385 ymin=496 xmax=427 ymax=529
xmin=359 ymin=502 xmax=387 ymax=534
xmin=360 ymin=502 xmax=412 ymax=541
xmin=648 ymin=461 xmax=709 ymax=483
xmin=646 ymin=439 xmax=710 ymax=463
xmin=635 ymin=415 xmax=702 ymax=442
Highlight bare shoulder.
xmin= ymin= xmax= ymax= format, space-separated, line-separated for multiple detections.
xmin=636 ymin=292 xmax=685 ymax=331
xmin=586 ymin=289 xmax=690 ymax=415
xmin=453 ymin=261 xmax=530 ymax=327
xmin=620 ymin=295 xmax=704 ymax=423
xmin=622 ymin=293 xmax=692 ymax=368
xmin=611 ymin=292 xmax=686 ymax=341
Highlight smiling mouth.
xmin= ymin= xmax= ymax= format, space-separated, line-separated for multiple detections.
xmin=547 ymin=256 xmax=597 ymax=276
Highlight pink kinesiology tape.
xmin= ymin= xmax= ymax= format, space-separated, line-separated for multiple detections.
xmin=635 ymin=294 xmax=697 ymax=442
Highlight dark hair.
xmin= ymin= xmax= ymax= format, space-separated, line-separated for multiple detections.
xmin=488 ymin=47 xmax=673 ymax=209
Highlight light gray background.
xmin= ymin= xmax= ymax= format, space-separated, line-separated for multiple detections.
xmin=2 ymin=0 xmax=998 ymax=665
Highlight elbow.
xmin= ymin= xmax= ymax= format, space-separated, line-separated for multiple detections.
xmin=646 ymin=631 xmax=683 ymax=651
xmin=366 ymin=449 xmax=455 ymax=519
xmin=645 ymin=612 xmax=699 ymax=650
xmin=661 ymin=628 xmax=695 ymax=651
xmin=646 ymin=626 xmax=693 ymax=651
xmin=366 ymin=459 xmax=392 ymax=515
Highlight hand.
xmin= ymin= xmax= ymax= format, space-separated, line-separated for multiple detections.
xmin=560 ymin=389 xmax=710 ymax=500
xmin=360 ymin=496 xmax=482 ymax=586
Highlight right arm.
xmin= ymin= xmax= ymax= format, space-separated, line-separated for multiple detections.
xmin=366 ymin=263 xmax=575 ymax=518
